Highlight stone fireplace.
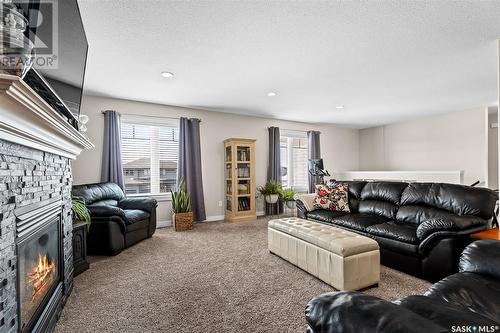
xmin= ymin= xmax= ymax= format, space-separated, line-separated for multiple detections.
xmin=0 ymin=74 xmax=93 ymax=333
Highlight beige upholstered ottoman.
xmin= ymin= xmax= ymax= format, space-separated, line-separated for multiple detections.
xmin=268 ymin=217 xmax=380 ymax=291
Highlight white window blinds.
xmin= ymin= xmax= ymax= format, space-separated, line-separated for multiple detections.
xmin=280 ymin=130 xmax=308 ymax=192
xmin=121 ymin=116 xmax=179 ymax=195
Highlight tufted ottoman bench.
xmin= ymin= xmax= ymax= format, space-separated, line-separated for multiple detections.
xmin=268 ymin=217 xmax=380 ymax=290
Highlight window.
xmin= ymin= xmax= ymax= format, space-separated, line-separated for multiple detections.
xmin=280 ymin=130 xmax=308 ymax=192
xmin=121 ymin=116 xmax=179 ymax=195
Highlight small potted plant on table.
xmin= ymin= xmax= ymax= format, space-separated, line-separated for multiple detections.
xmin=172 ymin=178 xmax=193 ymax=231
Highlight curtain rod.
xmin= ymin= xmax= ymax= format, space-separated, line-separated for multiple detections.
xmin=100 ymin=111 xmax=201 ymax=122
xmin=280 ymin=128 xmax=321 ymax=134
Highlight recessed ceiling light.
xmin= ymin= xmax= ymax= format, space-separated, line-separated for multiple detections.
xmin=336 ymin=105 xmax=345 ymax=109
xmin=267 ymin=92 xmax=277 ymax=97
xmin=161 ymin=71 xmax=174 ymax=78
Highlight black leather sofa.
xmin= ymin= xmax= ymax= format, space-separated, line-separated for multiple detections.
xmin=72 ymin=182 xmax=158 ymax=255
xmin=305 ymin=240 xmax=500 ymax=333
xmin=296 ymin=181 xmax=497 ymax=281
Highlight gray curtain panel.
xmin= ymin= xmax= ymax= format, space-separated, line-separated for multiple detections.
xmin=307 ymin=130 xmax=321 ymax=193
xmin=101 ymin=110 xmax=125 ymax=191
xmin=178 ymin=117 xmax=206 ymax=221
xmin=267 ymin=127 xmax=283 ymax=214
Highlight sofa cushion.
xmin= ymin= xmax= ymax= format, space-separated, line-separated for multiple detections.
xmin=358 ymin=182 xmax=408 ymax=219
xmin=400 ymin=183 xmax=497 ymax=220
xmin=360 ymin=182 xmax=408 ymax=204
xmin=396 ymin=205 xmax=457 ymax=226
xmin=91 ymin=199 xmax=119 ymax=207
xmin=306 ymin=210 xmax=350 ymax=224
xmin=124 ymin=209 xmax=150 ymax=225
xmin=329 ymin=181 xmax=367 ymax=213
xmin=72 ymin=182 xmax=126 ymax=205
xmin=313 ymin=184 xmax=350 ymax=212
xmin=313 ymin=184 xmax=337 ymax=210
xmin=366 ymin=221 xmax=418 ymax=244
xmin=396 ymin=295 xmax=499 ymax=328
xmin=331 ymin=213 xmax=389 ymax=232
xmin=375 ymin=236 xmax=419 ymax=256
xmin=424 ymin=272 xmax=500 ymax=323
xmin=126 ymin=218 xmax=150 ymax=232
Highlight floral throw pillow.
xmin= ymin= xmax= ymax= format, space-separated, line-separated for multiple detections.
xmin=313 ymin=184 xmax=350 ymax=212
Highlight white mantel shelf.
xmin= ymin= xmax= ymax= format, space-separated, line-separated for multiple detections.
xmin=0 ymin=74 xmax=94 ymax=159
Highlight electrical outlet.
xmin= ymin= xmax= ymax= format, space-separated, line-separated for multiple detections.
xmin=218 ymin=201 xmax=223 ymax=207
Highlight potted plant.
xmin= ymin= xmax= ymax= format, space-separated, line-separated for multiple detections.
xmin=282 ymin=188 xmax=296 ymax=209
xmin=72 ymin=197 xmax=91 ymax=230
xmin=172 ymin=178 xmax=193 ymax=231
xmin=258 ymin=180 xmax=283 ymax=204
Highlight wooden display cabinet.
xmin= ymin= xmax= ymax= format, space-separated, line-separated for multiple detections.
xmin=224 ymin=138 xmax=256 ymax=222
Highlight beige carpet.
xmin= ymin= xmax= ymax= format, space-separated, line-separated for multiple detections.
xmin=55 ymin=218 xmax=430 ymax=333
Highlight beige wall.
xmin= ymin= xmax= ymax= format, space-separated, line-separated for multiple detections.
xmin=358 ymin=108 xmax=486 ymax=186
xmin=359 ymin=126 xmax=385 ymax=170
xmin=73 ymin=95 xmax=360 ymax=224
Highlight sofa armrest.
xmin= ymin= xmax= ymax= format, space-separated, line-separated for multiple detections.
xmin=416 ymin=217 xmax=486 ymax=240
xmin=118 ymin=197 xmax=158 ymax=213
xmin=459 ymin=240 xmax=500 ymax=280
xmin=306 ymin=292 xmax=445 ymax=333
xmin=87 ymin=205 xmax=126 ymax=220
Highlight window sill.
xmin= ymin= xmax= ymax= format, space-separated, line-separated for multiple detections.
xmin=127 ymin=193 xmax=172 ymax=202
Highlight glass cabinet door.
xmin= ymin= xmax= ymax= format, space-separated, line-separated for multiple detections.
xmin=236 ymin=145 xmax=250 ymax=162
xmin=225 ymin=144 xmax=233 ymax=213
xmin=235 ymin=145 xmax=252 ymax=214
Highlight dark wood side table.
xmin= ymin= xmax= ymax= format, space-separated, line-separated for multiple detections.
xmin=471 ymin=228 xmax=500 ymax=241
xmin=72 ymin=222 xmax=90 ymax=276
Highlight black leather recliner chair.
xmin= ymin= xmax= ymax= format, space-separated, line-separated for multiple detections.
xmin=305 ymin=240 xmax=500 ymax=333
xmin=72 ymin=182 xmax=158 ymax=255
xmin=297 ymin=181 xmax=497 ymax=281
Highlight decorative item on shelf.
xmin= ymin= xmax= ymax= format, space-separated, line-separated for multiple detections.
xmin=172 ymin=178 xmax=193 ymax=231
xmin=78 ymin=114 xmax=89 ymax=133
xmin=0 ymin=0 xmax=34 ymax=78
xmin=258 ymin=180 xmax=283 ymax=204
xmin=282 ymin=188 xmax=296 ymax=209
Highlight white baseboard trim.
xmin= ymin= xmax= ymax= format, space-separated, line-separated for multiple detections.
xmin=157 ymin=214 xmax=227 ymax=229
xmin=157 ymin=220 xmax=171 ymax=228
xmin=204 ymin=215 xmax=225 ymax=222
xmin=157 ymin=211 xmax=268 ymax=229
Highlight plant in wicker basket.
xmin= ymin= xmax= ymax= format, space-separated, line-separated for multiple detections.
xmin=172 ymin=178 xmax=194 ymax=231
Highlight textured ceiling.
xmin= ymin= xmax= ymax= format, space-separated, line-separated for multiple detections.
xmin=78 ymin=0 xmax=500 ymax=128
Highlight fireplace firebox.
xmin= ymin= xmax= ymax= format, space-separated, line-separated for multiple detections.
xmin=15 ymin=201 xmax=64 ymax=333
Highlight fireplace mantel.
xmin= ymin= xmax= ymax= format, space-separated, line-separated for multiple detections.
xmin=0 ymin=74 xmax=94 ymax=159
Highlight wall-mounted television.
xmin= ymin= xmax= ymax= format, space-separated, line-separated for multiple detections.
xmin=15 ymin=0 xmax=88 ymax=129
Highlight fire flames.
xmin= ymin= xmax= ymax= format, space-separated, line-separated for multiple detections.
xmin=27 ymin=254 xmax=56 ymax=301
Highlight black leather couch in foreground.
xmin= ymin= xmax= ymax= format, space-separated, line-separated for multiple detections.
xmin=297 ymin=181 xmax=497 ymax=281
xmin=305 ymin=240 xmax=500 ymax=333
xmin=72 ymin=182 xmax=158 ymax=255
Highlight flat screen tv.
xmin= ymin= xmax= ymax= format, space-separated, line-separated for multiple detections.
xmin=15 ymin=0 xmax=88 ymax=129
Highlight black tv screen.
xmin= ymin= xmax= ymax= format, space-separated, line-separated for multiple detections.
xmin=16 ymin=0 xmax=88 ymax=123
